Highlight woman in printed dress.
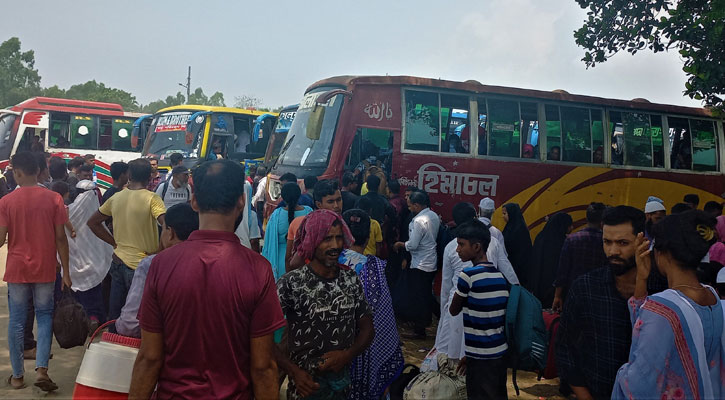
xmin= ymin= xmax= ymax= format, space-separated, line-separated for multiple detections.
xmin=613 ymin=210 xmax=724 ymax=399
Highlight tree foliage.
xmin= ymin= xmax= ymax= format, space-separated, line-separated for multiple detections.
xmin=0 ymin=37 xmax=41 ymax=108
xmin=140 ymin=87 xmax=226 ymax=113
xmin=574 ymin=0 xmax=725 ymax=110
xmin=42 ymin=80 xmax=139 ymax=110
xmin=234 ymin=95 xmax=263 ymax=109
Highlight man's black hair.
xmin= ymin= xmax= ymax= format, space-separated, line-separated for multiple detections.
xmin=256 ymin=166 xmax=267 ymax=177
xmin=388 ymin=179 xmax=401 ymax=194
xmin=48 ymin=157 xmax=68 ymax=180
xmin=342 ymin=171 xmax=356 ymax=187
xmin=684 ymin=194 xmax=700 ymax=207
xmin=11 ymin=152 xmax=38 ymax=176
xmin=110 ymin=162 xmax=129 ymax=181
xmin=408 ymin=190 xmax=430 ymax=207
xmin=304 ymin=176 xmax=318 ymax=191
xmin=128 ymin=158 xmax=152 ymax=184
xmin=68 ymin=156 xmax=85 ymax=171
xmin=366 ymin=175 xmax=381 ymax=192
xmin=456 ymin=219 xmax=491 ymax=252
xmin=671 ymin=203 xmax=691 ymax=215
xmin=164 ymin=203 xmax=199 ymax=240
xmin=343 ymin=209 xmax=371 ymax=246
xmin=169 ymin=153 xmax=184 ymax=167
xmin=50 ymin=181 xmax=69 ymax=197
xmin=586 ymin=202 xmax=607 ymax=225
xmin=704 ymin=201 xmax=723 ymax=216
xmin=193 ymin=160 xmax=245 ymax=214
xmin=313 ymin=179 xmax=339 ymax=203
xmin=280 ymin=172 xmax=297 ymax=183
xmin=452 ymin=202 xmax=477 ymax=226
xmin=602 ymin=205 xmax=646 ymax=235
xmin=79 ymin=164 xmax=94 ymax=174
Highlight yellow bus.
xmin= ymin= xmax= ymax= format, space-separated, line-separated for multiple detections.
xmin=141 ymin=105 xmax=277 ymax=172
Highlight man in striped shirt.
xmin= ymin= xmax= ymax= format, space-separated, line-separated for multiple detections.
xmin=450 ymin=219 xmax=509 ymax=400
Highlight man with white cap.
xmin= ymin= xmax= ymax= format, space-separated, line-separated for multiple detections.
xmin=644 ymin=196 xmax=666 ymax=240
xmin=478 ymin=197 xmax=519 ymax=284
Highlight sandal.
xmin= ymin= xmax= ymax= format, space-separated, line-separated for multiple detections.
xmin=34 ymin=378 xmax=58 ymax=392
xmin=6 ymin=375 xmax=26 ymax=390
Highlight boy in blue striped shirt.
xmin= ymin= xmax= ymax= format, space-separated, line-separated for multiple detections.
xmin=450 ymin=219 xmax=509 ymax=399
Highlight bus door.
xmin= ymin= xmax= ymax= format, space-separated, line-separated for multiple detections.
xmin=14 ymin=110 xmax=49 ymax=153
xmin=346 ymin=127 xmax=396 ymax=195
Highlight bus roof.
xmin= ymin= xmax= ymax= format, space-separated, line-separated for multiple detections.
xmin=307 ymin=75 xmax=717 ymax=118
xmin=155 ymin=104 xmax=278 ymax=117
xmin=10 ymin=97 xmax=126 ymax=116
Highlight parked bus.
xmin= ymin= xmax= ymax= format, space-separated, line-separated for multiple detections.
xmin=266 ymin=75 xmax=725 ymax=236
xmin=0 ymin=97 xmax=149 ymax=188
xmin=264 ymin=104 xmax=298 ymax=166
xmin=141 ymin=105 xmax=277 ymax=173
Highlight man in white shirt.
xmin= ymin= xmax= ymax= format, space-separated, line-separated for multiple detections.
xmin=155 ymin=166 xmax=191 ymax=208
xmin=234 ymin=181 xmax=261 ymax=252
xmin=394 ymin=190 xmax=440 ymax=339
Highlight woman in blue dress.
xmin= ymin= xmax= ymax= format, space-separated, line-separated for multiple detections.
xmin=613 ymin=210 xmax=724 ymax=400
xmin=262 ymin=183 xmax=312 ymax=280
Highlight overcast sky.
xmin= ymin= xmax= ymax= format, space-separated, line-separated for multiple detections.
xmin=2 ymin=0 xmax=700 ymax=109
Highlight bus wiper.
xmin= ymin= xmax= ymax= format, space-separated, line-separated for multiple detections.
xmin=272 ymin=135 xmax=294 ymax=170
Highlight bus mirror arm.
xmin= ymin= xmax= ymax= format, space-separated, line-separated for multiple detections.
xmin=316 ymin=89 xmax=352 ymax=104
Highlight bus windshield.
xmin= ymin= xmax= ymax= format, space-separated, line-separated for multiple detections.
xmin=146 ymin=111 xmax=195 ymax=158
xmin=276 ymin=88 xmax=344 ymax=168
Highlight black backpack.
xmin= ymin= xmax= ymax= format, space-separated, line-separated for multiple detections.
xmin=53 ymin=288 xmax=90 ymax=348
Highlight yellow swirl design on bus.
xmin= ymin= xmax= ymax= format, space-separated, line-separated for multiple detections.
xmin=491 ymin=167 xmax=724 ymax=239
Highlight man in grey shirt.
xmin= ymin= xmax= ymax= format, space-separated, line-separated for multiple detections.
xmin=115 ymin=203 xmax=198 ymax=337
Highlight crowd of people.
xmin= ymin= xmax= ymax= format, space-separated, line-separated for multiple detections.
xmin=1 ymin=149 xmax=724 ymax=399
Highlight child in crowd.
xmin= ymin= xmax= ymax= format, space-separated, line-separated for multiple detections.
xmin=449 ymin=219 xmax=509 ymax=400
xmin=50 ymin=181 xmax=75 ymax=239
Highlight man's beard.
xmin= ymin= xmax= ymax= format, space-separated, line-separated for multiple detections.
xmin=608 ymin=256 xmax=636 ymax=276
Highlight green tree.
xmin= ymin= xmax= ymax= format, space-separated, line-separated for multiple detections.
xmin=0 ymin=37 xmax=41 ymax=108
xmin=574 ymin=0 xmax=725 ymax=111
xmin=42 ymin=80 xmax=139 ymax=110
xmin=141 ymin=92 xmax=186 ymax=113
xmin=234 ymin=95 xmax=262 ymax=109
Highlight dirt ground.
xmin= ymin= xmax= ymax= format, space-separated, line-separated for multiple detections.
xmin=0 ymin=245 xmax=565 ymax=399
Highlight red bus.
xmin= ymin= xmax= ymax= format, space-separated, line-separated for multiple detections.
xmin=0 ymin=97 xmax=148 ymax=188
xmin=266 ymin=75 xmax=724 ymax=236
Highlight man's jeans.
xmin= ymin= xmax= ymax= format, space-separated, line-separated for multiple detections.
xmin=108 ymin=259 xmax=136 ymax=321
xmin=7 ymin=282 xmax=54 ymax=378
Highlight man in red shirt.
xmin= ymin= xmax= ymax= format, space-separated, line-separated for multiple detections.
xmin=129 ymin=160 xmax=285 ymax=399
xmin=0 ymin=152 xmax=71 ymax=391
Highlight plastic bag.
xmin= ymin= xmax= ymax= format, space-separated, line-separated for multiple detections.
xmin=403 ymin=353 xmax=466 ymax=400
xmin=53 ymin=288 xmax=90 ymax=348
xmin=419 ymin=348 xmax=438 ymax=372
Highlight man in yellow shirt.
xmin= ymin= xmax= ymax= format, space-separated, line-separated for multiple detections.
xmin=88 ymin=158 xmax=166 ymax=321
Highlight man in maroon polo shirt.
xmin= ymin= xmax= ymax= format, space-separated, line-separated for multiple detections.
xmin=129 ymin=160 xmax=285 ymax=399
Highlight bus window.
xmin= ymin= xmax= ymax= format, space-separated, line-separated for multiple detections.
xmin=233 ymin=117 xmax=252 ymax=154
xmin=669 ymin=117 xmax=692 ymax=170
xmin=0 ymin=114 xmax=17 ymax=157
xmin=49 ymin=113 xmax=70 ymax=148
xmin=99 ymin=118 xmax=112 ymax=150
xmin=609 ymin=112 xmax=624 ymax=165
xmin=488 ymin=99 xmax=520 ymax=158
xmin=622 ymin=112 xmax=653 ymax=167
xmin=691 ymin=119 xmax=717 ymax=171
xmin=650 ymin=115 xmax=665 ymax=168
xmin=591 ymin=110 xmax=604 ymax=164
xmin=440 ymin=94 xmax=469 ymax=154
xmin=112 ymin=118 xmax=134 ymax=151
xmin=520 ymin=102 xmax=539 ymax=160
xmin=562 ymin=106 xmax=591 ymax=163
xmin=71 ymin=115 xmax=97 ymax=149
xmin=405 ymin=90 xmax=439 ymax=152
xmin=545 ymin=105 xmax=561 ymax=161
xmin=348 ymin=128 xmax=393 ymax=172
xmin=475 ymin=102 xmax=488 ymax=156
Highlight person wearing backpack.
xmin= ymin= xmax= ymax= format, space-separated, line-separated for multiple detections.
xmin=449 ymin=219 xmax=508 ymax=400
xmin=155 ymin=166 xmax=191 ymax=209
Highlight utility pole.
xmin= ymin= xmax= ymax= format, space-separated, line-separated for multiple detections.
xmin=179 ymin=66 xmax=191 ymax=104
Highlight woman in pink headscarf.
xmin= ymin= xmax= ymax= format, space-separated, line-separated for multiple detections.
xmin=709 ymin=215 xmax=725 ymax=266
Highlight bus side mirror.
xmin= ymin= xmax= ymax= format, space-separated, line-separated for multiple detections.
xmin=306 ymin=105 xmax=325 ymax=140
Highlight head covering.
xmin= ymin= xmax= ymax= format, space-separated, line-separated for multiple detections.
xmin=292 ymin=209 xmax=353 ymax=262
xmin=645 ymin=196 xmax=666 ymax=214
xmin=528 ymin=212 xmax=573 ymax=305
xmin=522 ymin=144 xmax=535 ymax=158
xmin=479 ymin=197 xmax=495 ymax=211
xmin=502 ymin=203 xmax=533 ymax=285
xmin=76 ymin=179 xmax=96 ymax=190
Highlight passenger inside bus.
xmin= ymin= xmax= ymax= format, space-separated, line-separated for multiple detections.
xmin=593 ymin=146 xmax=604 ymax=164
xmin=548 ymin=146 xmax=561 ymax=161
xmin=522 ymin=144 xmax=535 ymax=159
xmin=208 ymin=139 xmax=225 ymax=160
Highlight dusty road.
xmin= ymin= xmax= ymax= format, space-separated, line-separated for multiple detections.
xmin=0 ymin=246 xmax=565 ymax=399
